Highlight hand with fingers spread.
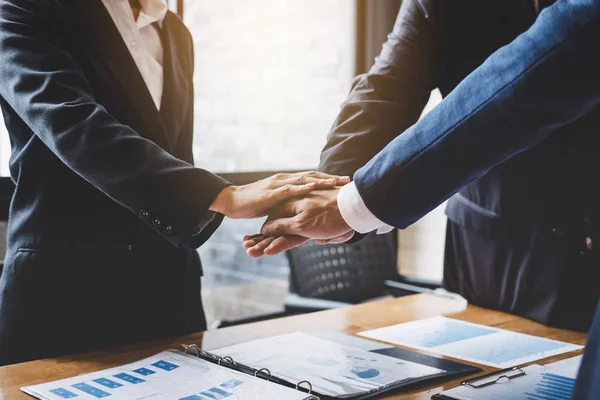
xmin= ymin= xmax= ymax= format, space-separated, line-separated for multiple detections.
xmin=242 ymin=187 xmax=355 ymax=257
xmin=209 ymin=171 xmax=350 ymax=219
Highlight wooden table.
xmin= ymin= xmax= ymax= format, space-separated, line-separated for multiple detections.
xmin=0 ymin=294 xmax=586 ymax=399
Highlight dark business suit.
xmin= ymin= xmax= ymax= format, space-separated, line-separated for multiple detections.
xmin=0 ymin=0 xmax=230 ymax=365
xmin=319 ymin=0 xmax=600 ymax=395
xmin=320 ymin=0 xmax=600 ymax=331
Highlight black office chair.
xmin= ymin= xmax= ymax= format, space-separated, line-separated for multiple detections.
xmin=215 ymin=231 xmax=442 ymax=328
xmin=285 ymin=231 xmax=398 ymax=308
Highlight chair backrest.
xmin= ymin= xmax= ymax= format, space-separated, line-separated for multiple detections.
xmin=286 ymin=231 xmax=398 ymax=303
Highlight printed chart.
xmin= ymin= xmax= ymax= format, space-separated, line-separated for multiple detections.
xmin=436 ymin=358 xmax=581 ymax=400
xmin=359 ymin=317 xmax=582 ymax=368
xmin=22 ymin=351 xmax=311 ymax=400
xmin=216 ymin=332 xmax=445 ymax=397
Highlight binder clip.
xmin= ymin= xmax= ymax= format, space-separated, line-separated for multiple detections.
xmin=461 ymin=367 xmax=526 ymax=389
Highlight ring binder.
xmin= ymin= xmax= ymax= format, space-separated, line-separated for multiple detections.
xmin=182 ymin=331 xmax=480 ymax=400
xmin=182 ymin=343 xmax=314 ymax=396
xmin=461 ymin=367 xmax=526 ymax=389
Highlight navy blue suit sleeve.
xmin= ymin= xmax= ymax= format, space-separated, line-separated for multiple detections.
xmin=0 ymin=0 xmax=229 ymax=248
xmin=354 ymin=0 xmax=600 ymax=229
xmin=318 ymin=0 xmax=440 ymax=176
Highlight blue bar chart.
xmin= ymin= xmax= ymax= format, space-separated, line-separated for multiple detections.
xmin=23 ymin=351 xmax=310 ymax=400
xmin=525 ymin=373 xmax=575 ymax=400
xmin=360 ymin=317 xmax=582 ymax=368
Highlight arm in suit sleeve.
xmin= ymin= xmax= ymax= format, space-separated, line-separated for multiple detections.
xmin=318 ymin=0 xmax=440 ymax=176
xmin=353 ymin=0 xmax=600 ymax=229
xmin=172 ymin=30 xmax=225 ymax=248
xmin=0 ymin=0 xmax=230 ymax=249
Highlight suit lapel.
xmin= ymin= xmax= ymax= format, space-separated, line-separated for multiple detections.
xmin=159 ymin=12 xmax=191 ymax=148
xmin=72 ymin=0 xmax=172 ymax=151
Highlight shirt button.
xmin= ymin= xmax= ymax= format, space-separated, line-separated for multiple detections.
xmin=140 ymin=209 xmax=149 ymax=219
xmin=130 ymin=41 xmax=138 ymax=50
xmin=153 ymin=218 xmax=162 ymax=227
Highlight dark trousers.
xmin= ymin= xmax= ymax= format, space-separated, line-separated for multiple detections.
xmin=443 ymin=220 xmax=600 ymax=332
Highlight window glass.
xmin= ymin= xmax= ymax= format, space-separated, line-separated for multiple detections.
xmin=185 ymin=0 xmax=355 ymax=172
xmin=184 ymin=0 xmax=356 ymax=325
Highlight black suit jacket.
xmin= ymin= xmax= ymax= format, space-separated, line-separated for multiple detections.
xmin=319 ymin=0 xmax=600 ymax=330
xmin=0 ymin=0 xmax=230 ymax=365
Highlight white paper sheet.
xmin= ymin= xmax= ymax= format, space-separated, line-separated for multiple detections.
xmin=437 ymin=356 xmax=581 ymax=400
xmin=544 ymin=355 xmax=583 ymax=379
xmin=215 ymin=332 xmax=445 ymax=399
xmin=22 ymin=350 xmax=314 ymax=400
xmin=359 ymin=317 xmax=582 ymax=368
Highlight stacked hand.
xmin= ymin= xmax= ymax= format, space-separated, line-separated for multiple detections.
xmin=209 ymin=171 xmax=349 ymax=219
xmin=242 ymin=186 xmax=355 ymax=257
xmin=209 ymin=171 xmax=356 ymax=257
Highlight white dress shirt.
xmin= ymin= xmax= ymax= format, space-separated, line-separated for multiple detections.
xmin=103 ymin=0 xmax=218 ymax=236
xmin=101 ymin=0 xmax=168 ymax=110
xmin=337 ymin=182 xmax=394 ymax=234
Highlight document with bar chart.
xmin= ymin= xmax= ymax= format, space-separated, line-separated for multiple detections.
xmin=433 ymin=356 xmax=582 ymax=400
xmin=358 ymin=317 xmax=582 ymax=368
xmin=21 ymin=350 xmax=315 ymax=400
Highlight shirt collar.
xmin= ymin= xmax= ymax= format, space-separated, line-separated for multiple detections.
xmin=136 ymin=0 xmax=168 ymax=29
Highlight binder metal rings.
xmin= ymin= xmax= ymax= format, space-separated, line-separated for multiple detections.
xmin=218 ymin=356 xmax=234 ymax=366
xmin=296 ymin=380 xmax=313 ymax=394
xmin=254 ymin=368 xmax=272 ymax=380
xmin=182 ymin=344 xmax=217 ymax=362
xmin=182 ymin=344 xmax=201 ymax=357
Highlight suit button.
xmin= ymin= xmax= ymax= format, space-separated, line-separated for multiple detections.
xmin=140 ymin=209 xmax=149 ymax=219
xmin=164 ymin=225 xmax=174 ymax=235
xmin=153 ymin=218 xmax=162 ymax=227
xmin=127 ymin=244 xmax=133 ymax=251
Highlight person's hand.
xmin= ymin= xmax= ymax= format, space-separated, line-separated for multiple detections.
xmin=243 ymin=230 xmax=355 ymax=257
xmin=209 ymin=171 xmax=350 ymax=219
xmin=243 ymin=234 xmax=311 ymax=258
xmin=242 ymin=187 xmax=355 ymax=257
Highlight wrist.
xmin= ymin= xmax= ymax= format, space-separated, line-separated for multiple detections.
xmin=210 ymin=185 xmax=236 ymax=215
xmin=337 ymin=182 xmax=391 ymax=234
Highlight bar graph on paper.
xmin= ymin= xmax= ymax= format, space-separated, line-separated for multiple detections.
xmin=525 ymin=372 xmax=575 ymax=400
xmin=359 ymin=317 xmax=582 ymax=368
xmin=22 ymin=351 xmax=310 ymax=400
xmin=434 ymin=363 xmax=578 ymax=400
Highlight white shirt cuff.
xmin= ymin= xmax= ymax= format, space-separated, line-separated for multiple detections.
xmin=337 ymin=182 xmax=394 ymax=235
